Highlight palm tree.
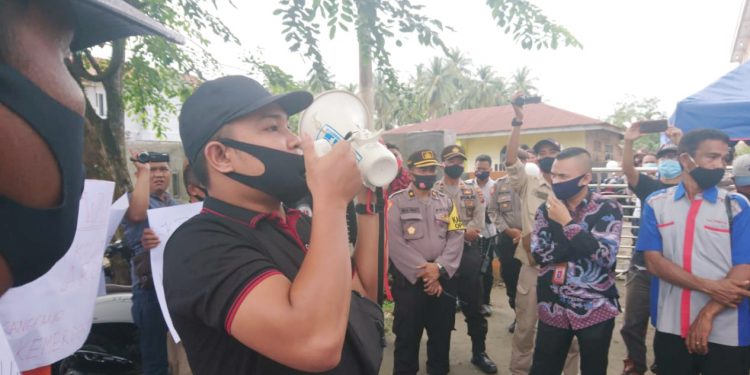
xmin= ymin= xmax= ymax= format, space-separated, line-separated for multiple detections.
xmin=510 ymin=66 xmax=538 ymax=95
xmin=459 ymin=65 xmax=509 ymax=109
xmin=417 ymin=57 xmax=462 ymax=118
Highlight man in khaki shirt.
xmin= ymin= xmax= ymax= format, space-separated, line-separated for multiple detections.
xmin=505 ymin=94 xmax=579 ymax=375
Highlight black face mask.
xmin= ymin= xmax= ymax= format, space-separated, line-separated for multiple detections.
xmin=444 ymin=165 xmax=464 ymax=179
xmin=538 ymin=157 xmax=555 ymax=174
xmin=219 ymin=138 xmax=310 ymax=205
xmin=414 ymin=175 xmax=437 ymax=190
xmin=689 ymin=166 xmax=725 ymax=191
xmin=0 ymin=64 xmax=85 ymax=286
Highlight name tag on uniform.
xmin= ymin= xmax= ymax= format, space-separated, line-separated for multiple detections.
xmin=552 ymin=263 xmax=567 ymax=285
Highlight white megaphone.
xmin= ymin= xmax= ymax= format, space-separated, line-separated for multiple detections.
xmin=299 ymin=90 xmax=398 ymax=188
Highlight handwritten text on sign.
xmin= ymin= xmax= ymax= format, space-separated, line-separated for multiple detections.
xmin=0 ymin=180 xmax=114 ymax=371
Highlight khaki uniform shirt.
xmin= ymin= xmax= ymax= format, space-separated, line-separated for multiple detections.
xmin=487 ymin=176 xmax=523 ymax=235
xmin=433 ymin=179 xmax=486 ymax=234
xmin=506 ymin=160 xmax=553 ymax=265
xmin=387 ymin=184 xmax=465 ymax=284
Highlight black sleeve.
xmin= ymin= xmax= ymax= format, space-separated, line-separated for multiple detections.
xmin=630 ymin=172 xmax=665 ymax=202
xmin=164 ymin=219 xmax=280 ymax=333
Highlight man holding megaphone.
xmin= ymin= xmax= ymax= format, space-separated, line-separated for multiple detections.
xmin=163 ymin=76 xmax=384 ymax=375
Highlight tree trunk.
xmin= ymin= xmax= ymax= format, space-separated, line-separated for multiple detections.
xmin=75 ymin=40 xmax=131 ymax=197
xmin=356 ymin=1 xmax=376 ymax=130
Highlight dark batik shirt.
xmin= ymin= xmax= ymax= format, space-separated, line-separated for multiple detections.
xmin=531 ymin=191 xmax=623 ymax=330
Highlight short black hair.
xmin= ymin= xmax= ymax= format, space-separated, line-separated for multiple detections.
xmin=556 ymin=147 xmax=592 ymax=171
xmin=678 ymin=129 xmax=730 ymax=157
xmin=386 ymin=143 xmax=399 ymax=151
xmin=475 ymin=154 xmax=492 ymax=164
xmin=183 ymin=163 xmax=202 ymax=189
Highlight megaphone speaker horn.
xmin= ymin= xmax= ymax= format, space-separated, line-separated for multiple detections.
xmin=299 ymin=90 xmax=398 ymax=188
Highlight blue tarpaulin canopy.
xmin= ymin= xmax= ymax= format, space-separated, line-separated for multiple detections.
xmin=672 ymin=61 xmax=750 ymax=140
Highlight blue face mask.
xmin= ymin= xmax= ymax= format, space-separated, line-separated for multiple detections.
xmin=643 ymin=163 xmax=658 ymax=169
xmin=552 ymin=174 xmax=587 ymax=201
xmin=658 ymin=159 xmax=682 ymax=180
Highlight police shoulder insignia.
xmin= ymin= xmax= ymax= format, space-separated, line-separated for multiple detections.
xmin=447 ymin=203 xmax=466 ymax=231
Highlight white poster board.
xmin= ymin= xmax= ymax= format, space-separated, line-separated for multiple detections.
xmin=0 ymin=180 xmax=114 ymax=371
xmin=148 ymin=202 xmax=203 ymax=342
xmin=98 ymin=193 xmax=129 ymax=297
xmin=0 ymin=328 xmax=19 ymax=375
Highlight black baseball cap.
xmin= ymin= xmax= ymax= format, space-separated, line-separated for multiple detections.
xmin=532 ymin=139 xmax=561 ymax=155
xmin=70 ymin=0 xmax=184 ymax=51
xmin=179 ymin=76 xmax=314 ymax=163
xmin=407 ymin=150 xmax=440 ymax=169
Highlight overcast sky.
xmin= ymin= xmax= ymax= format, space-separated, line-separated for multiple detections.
xmin=197 ymin=0 xmax=745 ymax=122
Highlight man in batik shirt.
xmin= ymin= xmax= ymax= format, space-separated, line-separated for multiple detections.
xmin=529 ymin=147 xmax=623 ymax=375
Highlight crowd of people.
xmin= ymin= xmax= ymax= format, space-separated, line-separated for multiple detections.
xmin=2 ymin=2 xmax=750 ymax=375
xmin=382 ymin=94 xmax=750 ymax=375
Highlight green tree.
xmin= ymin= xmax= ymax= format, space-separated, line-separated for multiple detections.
xmin=509 ymin=66 xmax=538 ymax=95
xmin=274 ymin=0 xmax=581 ymax=128
xmin=607 ymin=96 xmax=666 ymax=152
xmin=68 ymin=0 xmax=239 ymax=193
xmin=458 ymin=65 xmax=509 ymax=109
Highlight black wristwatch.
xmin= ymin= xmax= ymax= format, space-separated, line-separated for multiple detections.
xmin=355 ymin=203 xmax=381 ymax=215
xmin=436 ymin=263 xmax=448 ymax=278
xmin=511 ymin=118 xmax=523 ymax=127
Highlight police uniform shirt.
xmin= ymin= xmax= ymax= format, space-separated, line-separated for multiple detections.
xmin=163 ymin=197 xmax=365 ymax=375
xmin=387 ymin=185 xmax=465 ymax=284
xmin=487 ymin=176 xmax=523 ymax=235
xmin=506 ymin=159 xmax=553 ymax=265
xmin=434 ymin=179 xmax=486 ymax=233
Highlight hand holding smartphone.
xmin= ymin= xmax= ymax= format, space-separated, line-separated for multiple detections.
xmin=637 ymin=119 xmax=668 ymax=134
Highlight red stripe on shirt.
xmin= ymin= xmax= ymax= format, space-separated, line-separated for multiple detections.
xmin=681 ymin=199 xmax=703 ymax=337
xmin=224 ymin=269 xmax=282 ymax=333
xmin=658 ymin=221 xmax=675 ymax=228
xmin=704 ymin=225 xmax=730 ymax=233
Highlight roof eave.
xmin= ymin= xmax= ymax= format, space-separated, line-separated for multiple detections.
xmin=457 ymin=123 xmax=622 ymax=139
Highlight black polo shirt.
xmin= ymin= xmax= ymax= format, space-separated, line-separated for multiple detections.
xmin=163 ymin=197 xmax=365 ymax=374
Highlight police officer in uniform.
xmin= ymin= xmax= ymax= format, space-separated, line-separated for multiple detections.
xmin=434 ymin=145 xmax=498 ymax=374
xmin=388 ymin=150 xmax=465 ymax=375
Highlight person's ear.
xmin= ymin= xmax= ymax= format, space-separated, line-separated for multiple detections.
xmin=204 ymin=141 xmax=237 ymax=174
xmin=678 ymin=152 xmax=693 ymax=171
xmin=581 ymin=172 xmax=593 ymax=187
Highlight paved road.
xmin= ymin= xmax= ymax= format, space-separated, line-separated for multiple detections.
xmin=380 ymin=280 xmax=656 ymax=375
